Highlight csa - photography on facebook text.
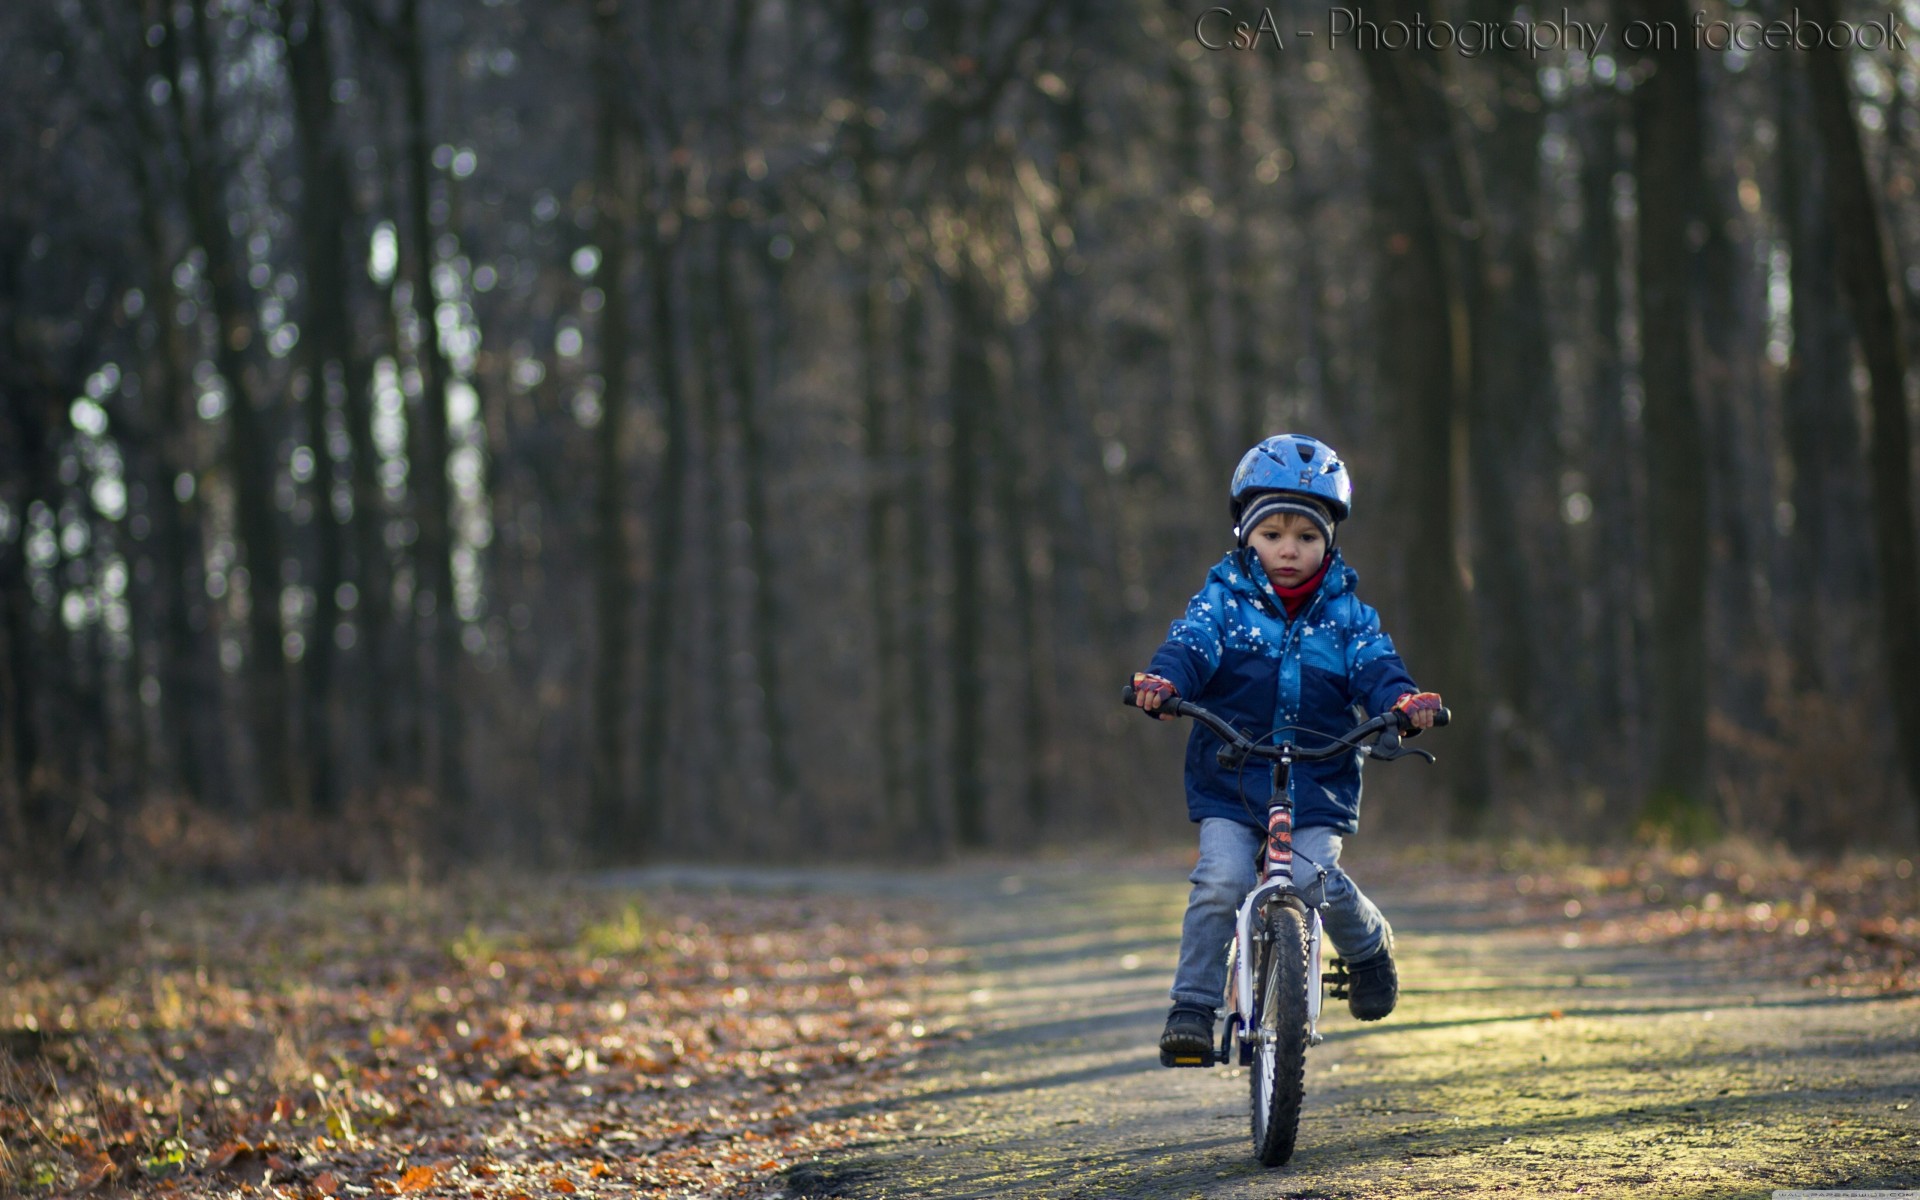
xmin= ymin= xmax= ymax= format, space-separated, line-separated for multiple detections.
xmin=1194 ymin=4 xmax=1909 ymax=56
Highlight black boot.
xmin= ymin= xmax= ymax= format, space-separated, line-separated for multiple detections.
xmin=1345 ymin=935 xmax=1398 ymax=1022
xmin=1158 ymin=1004 xmax=1217 ymax=1066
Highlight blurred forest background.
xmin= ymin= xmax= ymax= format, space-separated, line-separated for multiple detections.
xmin=4 ymin=0 xmax=1919 ymax=880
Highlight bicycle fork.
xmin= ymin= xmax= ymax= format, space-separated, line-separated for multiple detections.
xmin=1226 ymin=891 xmax=1331 ymax=1063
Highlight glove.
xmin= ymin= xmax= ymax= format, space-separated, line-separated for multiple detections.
xmin=1131 ymin=672 xmax=1176 ymax=720
xmin=1391 ymin=691 xmax=1444 ymax=732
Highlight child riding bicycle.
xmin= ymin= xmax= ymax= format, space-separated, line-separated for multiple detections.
xmin=1131 ymin=433 xmax=1443 ymax=1065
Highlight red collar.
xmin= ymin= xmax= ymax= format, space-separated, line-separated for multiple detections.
xmin=1270 ymin=556 xmax=1331 ymax=618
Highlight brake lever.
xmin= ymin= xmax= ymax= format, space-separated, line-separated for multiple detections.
xmin=1365 ymin=725 xmax=1436 ymax=764
xmin=1366 ymin=743 xmax=1435 ymax=763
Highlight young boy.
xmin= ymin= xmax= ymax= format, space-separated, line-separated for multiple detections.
xmin=1130 ymin=433 xmax=1442 ymax=1065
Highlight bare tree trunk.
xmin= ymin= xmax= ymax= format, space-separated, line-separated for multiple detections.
xmin=637 ymin=171 xmax=690 ymax=855
xmin=1358 ymin=30 xmax=1492 ymax=833
xmin=162 ymin=1 xmax=297 ymax=812
xmin=1464 ymin=29 xmax=1548 ymax=740
xmin=341 ymin=1 xmax=406 ymax=797
xmin=948 ymin=270 xmax=990 ymax=849
xmin=285 ymin=0 xmax=354 ymax=815
xmin=987 ymin=330 xmax=1049 ymax=829
xmin=397 ymin=0 xmax=467 ymax=825
xmin=342 ymin=286 xmax=396 ymax=797
xmin=1624 ymin=0 xmax=1712 ymax=833
xmin=1034 ymin=276 xmax=1116 ymax=637
xmin=1802 ymin=0 xmax=1920 ymax=821
xmin=899 ymin=277 xmax=945 ymax=849
xmin=1693 ymin=73 xmax=1775 ymax=748
xmin=1778 ymin=59 xmax=1869 ymax=696
xmin=846 ymin=0 xmax=909 ymax=837
xmin=1166 ymin=27 xmax=1226 ymax=471
xmin=586 ymin=0 xmax=634 ymax=858
xmin=127 ymin=320 xmax=219 ymax=809
xmin=123 ymin=23 xmax=224 ymax=809
xmin=1268 ymin=75 xmax=1349 ymax=437
xmin=0 ymin=539 xmax=35 ymax=862
xmin=1577 ymin=87 xmax=1644 ymax=790
xmin=0 ymin=391 xmax=59 ymax=859
xmin=715 ymin=0 xmax=802 ymax=827
xmin=1219 ymin=55 xmax=1268 ymax=454
xmin=1040 ymin=186 xmax=1118 ymax=629
xmin=688 ymin=225 xmax=735 ymax=844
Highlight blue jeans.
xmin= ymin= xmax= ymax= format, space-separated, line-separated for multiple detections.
xmin=1169 ymin=817 xmax=1390 ymax=1011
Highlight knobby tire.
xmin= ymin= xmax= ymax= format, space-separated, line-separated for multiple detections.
xmin=1249 ymin=901 xmax=1309 ymax=1166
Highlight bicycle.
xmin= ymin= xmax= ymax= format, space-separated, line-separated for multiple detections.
xmin=1122 ymin=685 xmax=1449 ymax=1166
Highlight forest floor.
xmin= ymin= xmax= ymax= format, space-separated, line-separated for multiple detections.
xmin=0 ymin=872 xmax=949 ymax=1198
xmin=1 ymin=841 xmax=1916 ymax=1199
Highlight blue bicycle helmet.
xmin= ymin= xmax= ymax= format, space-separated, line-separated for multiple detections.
xmin=1229 ymin=433 xmax=1353 ymax=522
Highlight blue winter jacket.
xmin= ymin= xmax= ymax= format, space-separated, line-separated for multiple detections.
xmin=1145 ymin=548 xmax=1419 ymax=835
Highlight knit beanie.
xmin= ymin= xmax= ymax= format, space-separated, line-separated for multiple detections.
xmin=1236 ymin=492 xmax=1334 ymax=547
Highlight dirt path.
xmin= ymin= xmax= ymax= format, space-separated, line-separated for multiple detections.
xmin=770 ymin=849 xmax=1920 ymax=1200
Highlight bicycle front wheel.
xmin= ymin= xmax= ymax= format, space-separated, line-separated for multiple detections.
xmin=1249 ymin=901 xmax=1309 ymax=1166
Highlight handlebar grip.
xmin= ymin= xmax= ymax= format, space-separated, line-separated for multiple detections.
xmin=1389 ymin=704 xmax=1453 ymax=732
xmin=1122 ymin=684 xmax=1185 ymax=719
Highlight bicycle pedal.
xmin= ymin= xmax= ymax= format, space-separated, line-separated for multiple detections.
xmin=1160 ymin=1049 xmax=1216 ymax=1068
xmin=1323 ymin=957 xmax=1352 ymax=1000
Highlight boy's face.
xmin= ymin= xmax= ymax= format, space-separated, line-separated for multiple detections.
xmin=1248 ymin=512 xmax=1327 ymax=587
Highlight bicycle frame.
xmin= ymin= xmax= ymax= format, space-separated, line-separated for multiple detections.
xmin=1228 ymin=749 xmax=1330 ymax=1061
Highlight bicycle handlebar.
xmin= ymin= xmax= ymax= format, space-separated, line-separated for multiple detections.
xmin=1120 ymin=685 xmax=1449 ymax=764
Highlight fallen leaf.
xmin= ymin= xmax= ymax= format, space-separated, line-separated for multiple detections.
xmin=397 ymin=1164 xmax=440 ymax=1192
xmin=210 ymin=1141 xmax=271 ymax=1171
xmin=313 ymin=1172 xmax=341 ymax=1196
xmin=76 ymin=1157 xmax=116 ymax=1192
xmin=552 ymin=1178 xmax=577 ymax=1194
